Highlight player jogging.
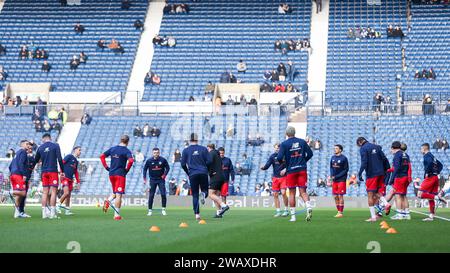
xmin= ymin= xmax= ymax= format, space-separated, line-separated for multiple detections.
xmin=181 ymin=133 xmax=212 ymax=221
xmin=218 ymin=147 xmax=234 ymax=204
xmin=2 ymin=140 xmax=31 ymax=218
xmin=418 ymin=143 xmax=446 ymax=221
xmin=329 ymin=144 xmax=349 ymax=218
xmin=356 ymin=137 xmax=390 ymax=222
xmin=277 ymin=126 xmax=313 ymax=222
xmin=387 ymin=141 xmax=411 ymax=220
xmin=207 ymin=144 xmax=230 ymax=218
xmin=100 ymin=135 xmax=134 ymax=220
xmin=143 ymin=147 xmax=170 ymax=216
xmin=261 ymin=143 xmax=288 ymax=217
xmin=57 ymin=146 xmax=81 ymax=216
xmin=33 ymin=133 xmax=65 ymax=219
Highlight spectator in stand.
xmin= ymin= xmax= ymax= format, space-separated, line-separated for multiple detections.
xmin=41 ymin=60 xmax=51 ymax=72
xmin=263 ymin=70 xmax=272 ymax=81
xmin=271 ymin=69 xmax=279 ymax=82
xmin=277 ymin=62 xmax=287 ymax=81
xmin=134 ymin=149 xmax=145 ymax=163
xmin=51 ymin=120 xmax=62 ymax=134
xmin=260 ymin=82 xmax=272 ymax=92
xmin=314 ymin=0 xmax=322 ymax=13
xmin=226 ymin=95 xmax=234 ymax=105
xmin=58 ymin=107 xmax=68 ymax=125
xmin=286 ymin=82 xmax=294 ymax=92
xmin=172 ymin=148 xmax=182 ymax=163
xmin=204 ymin=81 xmax=215 ymax=95
xmin=22 ymin=96 xmax=29 ymax=106
xmin=429 ymin=68 xmax=436 ymax=80
xmin=220 ymin=71 xmax=230 ymax=83
xmin=317 ymin=178 xmax=326 ymax=188
xmin=442 ymin=139 xmax=449 ymax=151
xmin=43 ymin=120 xmax=51 ymax=132
xmin=134 ymin=19 xmax=144 ymax=31
xmin=142 ymin=123 xmax=150 ymax=137
xmin=189 ymin=96 xmax=195 ymax=102
xmin=133 ymin=124 xmax=143 ymax=138
xmin=108 ymin=39 xmax=125 ymax=54
xmin=160 ymin=36 xmax=169 ymax=46
xmin=249 ymin=95 xmax=257 ymax=105
xmin=74 ymin=22 xmax=85 ymax=34
xmin=445 ymin=99 xmax=450 ymax=113
xmin=70 ymin=55 xmax=80 ymax=70
xmin=287 ymin=60 xmax=296 ymax=82
xmin=347 ymin=174 xmax=359 ymax=190
xmin=274 ymin=83 xmax=285 ymax=92
xmin=97 ymin=39 xmax=107 ymax=50
xmin=6 ymin=148 xmax=15 ymax=159
xmin=79 ymin=52 xmax=87 ymax=64
xmin=237 ymin=59 xmax=247 ymax=73
xmin=0 ymin=43 xmax=6 ymax=55
xmin=0 ymin=65 xmax=6 ymax=81
xmin=145 ymin=72 xmax=161 ymax=85
xmin=313 ymin=139 xmax=322 ymax=150
xmin=153 ymin=34 xmax=162 ymax=45
xmin=19 ymin=45 xmax=28 ymax=60
xmin=280 ymin=40 xmax=289 ymax=55
xmin=279 ymin=3 xmax=292 ymax=14
xmin=240 ymin=153 xmax=252 ymax=175
xmin=121 ymin=0 xmax=131 ymax=9
xmin=81 ymin=112 xmax=92 ymax=125
xmin=274 ymin=40 xmax=282 ymax=51
xmin=150 ymin=125 xmax=161 ymax=137
xmin=167 ymin=36 xmax=176 ymax=47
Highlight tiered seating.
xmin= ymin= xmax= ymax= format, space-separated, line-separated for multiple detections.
xmin=142 ymin=0 xmax=311 ymax=101
xmin=0 ymin=0 xmax=147 ymax=92
xmin=307 ymin=114 xmax=450 ymax=197
xmin=73 ymin=113 xmax=288 ymax=195
xmin=326 ymin=0 xmax=407 ymax=107
xmin=401 ymin=3 xmax=450 ymax=101
xmin=0 ymin=115 xmax=58 ymax=154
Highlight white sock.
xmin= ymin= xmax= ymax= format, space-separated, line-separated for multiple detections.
xmin=108 ymin=196 xmax=115 ymax=203
xmin=216 ymin=210 xmax=221 ymax=215
xmin=369 ymin=206 xmax=376 ymax=218
xmin=114 ymin=208 xmax=120 ymax=217
xmin=42 ymin=207 xmax=46 ymax=216
xmin=148 ymin=209 xmax=152 ymax=212
xmin=290 ymin=208 xmax=296 ymax=216
xmin=404 ymin=208 xmax=410 ymax=214
xmin=220 ymin=202 xmax=227 ymax=208
xmin=379 ymin=196 xmax=388 ymax=206
xmin=276 ymin=208 xmax=281 ymax=213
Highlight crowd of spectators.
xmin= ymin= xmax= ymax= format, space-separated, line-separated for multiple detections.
xmin=246 ymin=134 xmax=265 ymax=146
xmin=274 ymin=38 xmax=311 ymax=55
xmin=415 ymin=68 xmax=436 ymax=80
xmin=144 ymin=71 xmax=161 ymax=85
xmin=422 ymin=94 xmax=435 ymax=115
xmin=386 ymin=25 xmax=404 ymax=38
xmin=163 ymin=2 xmax=190 ymax=14
xmin=278 ymin=3 xmax=292 ymax=14
xmin=19 ymin=44 xmax=49 ymax=60
xmin=372 ymin=92 xmax=394 ymax=113
xmin=305 ymin=135 xmax=322 ymax=150
xmin=153 ymin=34 xmax=176 ymax=47
xmin=433 ymin=138 xmax=449 ymax=151
xmin=32 ymin=107 xmax=66 ymax=134
xmin=347 ymin=27 xmax=382 ymax=39
xmin=80 ymin=112 xmax=92 ymax=125
xmin=413 ymin=0 xmax=450 ymax=4
xmin=133 ymin=123 xmax=161 ymax=138
xmin=69 ymin=52 xmax=87 ymax=70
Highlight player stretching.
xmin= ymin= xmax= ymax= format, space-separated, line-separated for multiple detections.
xmin=181 ymin=133 xmax=212 ymax=221
xmin=100 ymin=135 xmax=134 ymax=220
xmin=418 ymin=143 xmax=446 ymax=221
xmin=388 ymin=141 xmax=411 ymax=220
xmin=57 ymin=146 xmax=81 ymax=216
xmin=206 ymin=144 xmax=230 ymax=218
xmin=143 ymin=147 xmax=170 ymax=216
xmin=277 ymin=126 xmax=313 ymax=222
xmin=218 ymin=147 xmax=235 ymax=204
xmin=3 ymin=140 xmax=31 ymax=218
xmin=34 ymin=133 xmax=65 ymax=219
xmin=261 ymin=143 xmax=288 ymax=217
xmin=329 ymin=144 xmax=349 ymax=218
xmin=356 ymin=137 xmax=390 ymax=222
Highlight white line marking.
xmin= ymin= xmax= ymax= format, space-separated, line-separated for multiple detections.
xmin=410 ymin=210 xmax=450 ymax=222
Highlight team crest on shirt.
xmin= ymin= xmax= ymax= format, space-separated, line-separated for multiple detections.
xmin=193 ymin=151 xmax=199 ymax=155
xmin=117 ymin=187 xmax=122 ymax=192
xmin=16 ymin=184 xmax=19 ymax=189
xmin=372 ymin=149 xmax=377 ymax=154
xmin=292 ymin=143 xmax=299 ymax=149
xmin=44 ymin=148 xmax=50 ymax=152
xmin=338 ymin=160 xmax=341 ymax=163
xmin=53 ymin=180 xmax=58 ymax=184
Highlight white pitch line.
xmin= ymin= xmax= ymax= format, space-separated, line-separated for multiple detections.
xmin=410 ymin=210 xmax=450 ymax=222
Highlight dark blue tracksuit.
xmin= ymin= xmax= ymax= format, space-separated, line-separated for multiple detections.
xmin=19 ymin=153 xmax=35 ymax=213
xmin=181 ymin=144 xmax=211 ymax=214
xmin=143 ymin=156 xmax=170 ymax=209
xmin=221 ymin=156 xmax=235 ymax=182
xmin=423 ymin=152 xmax=443 ymax=178
xmin=276 ymin=137 xmax=313 ymax=174
xmin=330 ymin=154 xmax=349 ymax=182
xmin=262 ymin=152 xmax=286 ymax=178
xmin=358 ymin=142 xmax=390 ymax=179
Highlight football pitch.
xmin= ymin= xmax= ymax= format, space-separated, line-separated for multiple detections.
xmin=1 ymin=206 xmax=449 ymax=253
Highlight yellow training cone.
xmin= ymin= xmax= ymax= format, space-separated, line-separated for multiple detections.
xmin=198 ymin=220 xmax=206 ymax=225
xmin=386 ymin=228 xmax=398 ymax=234
xmin=149 ymin=226 xmax=160 ymax=232
xmin=380 ymin=223 xmax=390 ymax=229
xmin=179 ymin=222 xmax=189 ymax=228
xmin=379 ymin=221 xmax=387 ymax=226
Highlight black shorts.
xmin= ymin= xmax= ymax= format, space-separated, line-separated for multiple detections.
xmin=209 ymin=180 xmax=224 ymax=191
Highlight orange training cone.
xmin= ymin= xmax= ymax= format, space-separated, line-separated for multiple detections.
xmin=380 ymin=223 xmax=390 ymax=229
xmin=386 ymin=228 xmax=398 ymax=234
xmin=379 ymin=221 xmax=387 ymax=226
xmin=149 ymin=226 xmax=160 ymax=232
xmin=198 ymin=220 xmax=206 ymax=225
xmin=179 ymin=222 xmax=189 ymax=228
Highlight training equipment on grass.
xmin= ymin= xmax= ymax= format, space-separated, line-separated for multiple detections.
xmin=380 ymin=222 xmax=390 ymax=229
xmin=386 ymin=228 xmax=398 ymax=234
xmin=179 ymin=222 xmax=188 ymax=228
xmin=198 ymin=220 xmax=206 ymax=224
xmin=149 ymin=226 xmax=160 ymax=232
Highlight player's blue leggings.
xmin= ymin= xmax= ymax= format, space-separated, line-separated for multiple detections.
xmin=148 ymin=180 xmax=167 ymax=209
xmin=189 ymin=174 xmax=209 ymax=214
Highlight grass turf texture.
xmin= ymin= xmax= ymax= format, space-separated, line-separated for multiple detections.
xmin=0 ymin=207 xmax=449 ymax=253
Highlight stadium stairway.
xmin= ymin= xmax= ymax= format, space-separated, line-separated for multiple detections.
xmin=124 ymin=0 xmax=164 ymax=105
xmin=307 ymin=0 xmax=330 ymax=107
xmin=57 ymin=122 xmax=81 ymax=156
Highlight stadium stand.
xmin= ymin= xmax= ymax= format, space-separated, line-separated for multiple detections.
xmin=400 ymin=2 xmax=450 ymax=101
xmin=0 ymin=0 xmax=147 ymax=92
xmin=73 ymin=112 xmax=288 ymax=195
xmin=142 ymin=0 xmax=311 ymax=101
xmin=307 ymin=114 xmax=450 ymax=197
xmin=326 ymin=0 xmax=407 ymax=108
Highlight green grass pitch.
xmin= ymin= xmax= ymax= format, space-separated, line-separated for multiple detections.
xmin=1 ymin=206 xmax=449 ymax=253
